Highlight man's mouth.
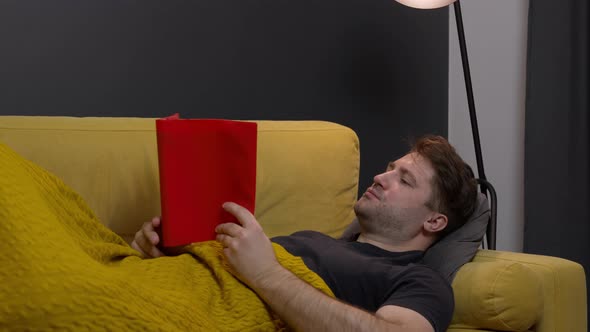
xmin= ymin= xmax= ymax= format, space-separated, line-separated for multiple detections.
xmin=364 ymin=187 xmax=379 ymax=200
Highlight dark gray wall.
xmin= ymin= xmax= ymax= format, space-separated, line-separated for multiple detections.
xmin=0 ymin=0 xmax=448 ymax=194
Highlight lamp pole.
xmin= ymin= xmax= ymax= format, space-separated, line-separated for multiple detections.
xmin=452 ymin=1 xmax=487 ymax=184
xmin=453 ymin=1 xmax=497 ymax=249
xmin=452 ymin=1 xmax=496 ymax=249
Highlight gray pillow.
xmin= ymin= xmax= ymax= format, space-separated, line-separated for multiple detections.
xmin=338 ymin=193 xmax=490 ymax=283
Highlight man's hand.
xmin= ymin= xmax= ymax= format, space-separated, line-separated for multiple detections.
xmin=131 ymin=217 xmax=165 ymax=258
xmin=215 ymin=202 xmax=282 ymax=288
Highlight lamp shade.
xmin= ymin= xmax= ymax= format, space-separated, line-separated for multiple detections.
xmin=395 ymin=0 xmax=455 ymax=9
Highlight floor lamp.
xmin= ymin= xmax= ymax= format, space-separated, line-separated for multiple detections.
xmin=395 ymin=0 xmax=497 ymax=249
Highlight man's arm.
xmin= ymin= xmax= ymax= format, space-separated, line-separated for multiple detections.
xmin=215 ymin=202 xmax=434 ymax=332
xmin=252 ymin=262 xmax=433 ymax=332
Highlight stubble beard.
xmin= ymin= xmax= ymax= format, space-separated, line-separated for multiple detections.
xmin=354 ymin=199 xmax=407 ymax=241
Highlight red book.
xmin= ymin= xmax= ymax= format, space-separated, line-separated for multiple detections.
xmin=155 ymin=114 xmax=257 ymax=247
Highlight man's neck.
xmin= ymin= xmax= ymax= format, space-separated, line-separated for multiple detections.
xmin=356 ymin=233 xmax=429 ymax=253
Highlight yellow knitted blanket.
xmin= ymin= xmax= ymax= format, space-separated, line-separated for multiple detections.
xmin=0 ymin=143 xmax=334 ymax=331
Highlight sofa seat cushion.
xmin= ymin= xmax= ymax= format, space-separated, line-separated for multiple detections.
xmin=451 ymin=260 xmax=542 ymax=331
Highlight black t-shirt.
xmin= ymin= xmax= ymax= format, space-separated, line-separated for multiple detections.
xmin=271 ymin=231 xmax=453 ymax=332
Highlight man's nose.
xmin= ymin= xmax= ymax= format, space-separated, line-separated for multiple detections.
xmin=374 ymin=169 xmax=397 ymax=185
xmin=373 ymin=172 xmax=387 ymax=186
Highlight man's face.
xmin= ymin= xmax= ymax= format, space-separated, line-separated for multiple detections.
xmin=353 ymin=152 xmax=436 ymax=241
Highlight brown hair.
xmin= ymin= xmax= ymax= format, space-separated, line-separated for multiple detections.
xmin=411 ymin=135 xmax=478 ymax=237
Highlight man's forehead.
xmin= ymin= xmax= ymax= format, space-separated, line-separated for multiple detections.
xmin=389 ymin=153 xmax=435 ymax=181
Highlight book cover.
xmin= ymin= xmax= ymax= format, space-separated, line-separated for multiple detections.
xmin=156 ymin=114 xmax=257 ymax=247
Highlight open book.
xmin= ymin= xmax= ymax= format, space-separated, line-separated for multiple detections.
xmin=156 ymin=114 xmax=257 ymax=247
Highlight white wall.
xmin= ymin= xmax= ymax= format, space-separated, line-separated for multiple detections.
xmin=448 ymin=0 xmax=529 ymax=252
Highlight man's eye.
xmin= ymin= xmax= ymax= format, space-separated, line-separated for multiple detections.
xmin=401 ymin=179 xmax=410 ymax=186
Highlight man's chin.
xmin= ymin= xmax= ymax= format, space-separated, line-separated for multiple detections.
xmin=354 ymin=195 xmax=373 ymax=207
xmin=353 ymin=202 xmax=370 ymax=220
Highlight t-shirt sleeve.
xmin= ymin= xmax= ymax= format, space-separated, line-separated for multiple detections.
xmin=381 ymin=266 xmax=454 ymax=332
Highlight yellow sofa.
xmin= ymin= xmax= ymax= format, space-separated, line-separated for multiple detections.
xmin=0 ymin=116 xmax=586 ymax=332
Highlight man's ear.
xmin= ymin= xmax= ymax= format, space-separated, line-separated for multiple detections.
xmin=424 ymin=213 xmax=448 ymax=234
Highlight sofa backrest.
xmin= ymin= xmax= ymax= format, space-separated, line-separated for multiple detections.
xmin=0 ymin=116 xmax=360 ymax=243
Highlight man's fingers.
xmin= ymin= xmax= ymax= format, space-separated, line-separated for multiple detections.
xmin=216 ymin=233 xmax=230 ymax=247
xmin=142 ymin=221 xmax=160 ymax=245
xmin=134 ymin=230 xmax=157 ymax=257
xmin=215 ymin=222 xmax=244 ymax=238
xmin=222 ymin=202 xmax=255 ymax=227
xmin=151 ymin=216 xmax=161 ymax=228
xmin=131 ymin=217 xmax=165 ymax=258
xmin=149 ymin=246 xmax=165 ymax=258
xmin=131 ymin=240 xmax=148 ymax=257
xmin=133 ymin=239 xmax=163 ymax=258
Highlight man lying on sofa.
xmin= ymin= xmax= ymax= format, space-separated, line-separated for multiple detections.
xmin=132 ymin=135 xmax=478 ymax=332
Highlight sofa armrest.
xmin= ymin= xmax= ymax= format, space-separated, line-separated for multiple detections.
xmin=451 ymin=249 xmax=586 ymax=332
